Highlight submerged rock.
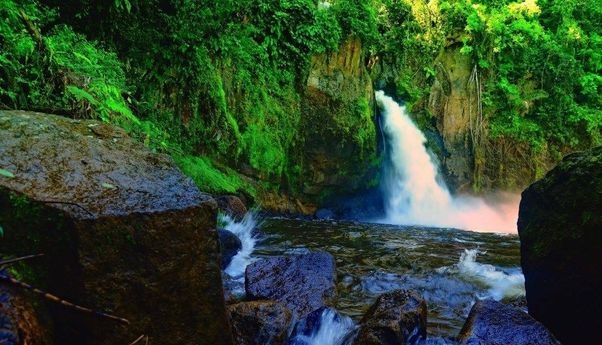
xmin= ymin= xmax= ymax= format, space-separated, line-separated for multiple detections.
xmin=245 ymin=252 xmax=336 ymax=318
xmin=0 ymin=111 xmax=232 ymax=345
xmin=354 ymin=289 xmax=427 ymax=345
xmin=216 ymin=195 xmax=248 ymax=221
xmin=315 ymin=208 xmax=335 ymax=220
xmin=228 ymin=301 xmax=292 ymax=345
xmin=218 ymin=229 xmax=242 ymax=268
xmin=518 ymin=146 xmax=602 ymax=345
xmin=458 ymin=299 xmax=560 ymax=345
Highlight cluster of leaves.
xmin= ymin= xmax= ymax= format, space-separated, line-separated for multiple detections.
xmin=442 ymin=0 xmax=601 ymax=150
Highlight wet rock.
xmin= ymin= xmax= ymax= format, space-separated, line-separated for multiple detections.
xmin=458 ymin=299 xmax=560 ymax=345
xmin=245 ymin=252 xmax=336 ymax=318
xmin=354 ymin=290 xmax=427 ymax=345
xmin=286 ymin=307 xmax=356 ymax=345
xmin=216 ymin=195 xmax=247 ymax=221
xmin=300 ymin=36 xmax=379 ymax=202
xmin=228 ymin=301 xmax=292 ymax=345
xmin=0 ymin=111 xmax=232 ymax=345
xmin=0 ymin=279 xmax=52 ymax=345
xmin=518 ymin=146 xmax=602 ymax=345
xmin=218 ymin=229 xmax=242 ymax=268
xmin=315 ymin=208 xmax=335 ymax=220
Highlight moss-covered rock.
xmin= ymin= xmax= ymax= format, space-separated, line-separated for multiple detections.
xmin=518 ymin=146 xmax=602 ymax=345
xmin=0 ymin=111 xmax=232 ymax=345
xmin=299 ymin=36 xmax=379 ymax=202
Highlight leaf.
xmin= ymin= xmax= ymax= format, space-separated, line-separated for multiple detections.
xmin=0 ymin=168 xmax=15 ymax=178
xmin=0 ymin=225 xmax=4 ymax=238
xmin=101 ymin=183 xmax=117 ymax=190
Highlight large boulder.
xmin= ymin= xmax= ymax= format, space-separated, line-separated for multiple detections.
xmin=518 ymin=146 xmax=602 ymax=344
xmin=457 ymin=299 xmax=560 ymax=345
xmin=353 ymin=290 xmax=427 ymax=345
xmin=218 ymin=229 xmax=242 ymax=268
xmin=228 ymin=301 xmax=292 ymax=345
xmin=0 ymin=111 xmax=232 ymax=345
xmin=245 ymin=252 xmax=336 ymax=318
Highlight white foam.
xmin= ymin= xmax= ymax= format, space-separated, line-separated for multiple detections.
xmin=291 ymin=308 xmax=356 ymax=345
xmin=454 ymin=249 xmax=525 ymax=300
xmin=376 ymin=91 xmax=519 ymax=233
xmin=221 ymin=212 xmax=259 ymax=278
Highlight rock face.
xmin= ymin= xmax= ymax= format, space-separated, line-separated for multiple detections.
xmin=458 ymin=299 xmax=560 ymax=345
xmin=245 ymin=252 xmax=336 ymax=318
xmin=0 ymin=111 xmax=232 ymax=345
xmin=0 ymin=280 xmax=52 ymax=345
xmin=228 ymin=301 xmax=292 ymax=345
xmin=218 ymin=229 xmax=242 ymax=268
xmin=216 ymin=195 xmax=247 ymax=221
xmin=428 ymin=47 xmax=475 ymax=192
xmin=300 ymin=36 xmax=379 ymax=201
xmin=354 ymin=290 xmax=427 ymax=345
xmin=518 ymin=146 xmax=602 ymax=345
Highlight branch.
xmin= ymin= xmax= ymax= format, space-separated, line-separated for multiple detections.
xmin=0 ymin=254 xmax=44 ymax=268
xmin=0 ymin=274 xmax=129 ymax=325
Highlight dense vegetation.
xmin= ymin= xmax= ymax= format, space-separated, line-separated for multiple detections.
xmin=1 ymin=0 xmax=600 ymax=199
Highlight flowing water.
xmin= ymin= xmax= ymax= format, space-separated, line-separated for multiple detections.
xmin=254 ymin=219 xmax=524 ymax=342
xmin=222 ymin=92 xmax=525 ymax=344
xmin=376 ymin=91 xmax=519 ymax=233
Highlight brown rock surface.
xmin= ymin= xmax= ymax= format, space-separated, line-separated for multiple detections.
xmin=354 ymin=290 xmax=427 ymax=345
xmin=0 ymin=111 xmax=232 ymax=345
xmin=228 ymin=300 xmax=292 ymax=345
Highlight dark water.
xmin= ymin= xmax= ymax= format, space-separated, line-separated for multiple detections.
xmin=251 ymin=218 xmax=524 ymax=340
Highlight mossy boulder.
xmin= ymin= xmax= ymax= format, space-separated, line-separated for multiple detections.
xmin=0 ymin=111 xmax=232 ymax=345
xmin=518 ymin=146 xmax=602 ymax=344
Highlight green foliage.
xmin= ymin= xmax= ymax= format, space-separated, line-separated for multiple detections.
xmin=174 ymin=155 xmax=256 ymax=197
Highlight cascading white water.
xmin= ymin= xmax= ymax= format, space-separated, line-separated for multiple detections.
xmin=376 ymin=91 xmax=519 ymax=233
xmin=221 ymin=212 xmax=259 ymax=278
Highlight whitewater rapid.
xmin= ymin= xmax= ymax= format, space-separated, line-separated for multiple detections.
xmin=376 ymin=91 xmax=519 ymax=233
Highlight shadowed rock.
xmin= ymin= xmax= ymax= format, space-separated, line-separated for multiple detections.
xmin=245 ymin=252 xmax=336 ymax=318
xmin=0 ymin=281 xmax=51 ymax=345
xmin=458 ymin=299 xmax=560 ymax=345
xmin=228 ymin=300 xmax=292 ymax=345
xmin=0 ymin=111 xmax=232 ymax=345
xmin=354 ymin=289 xmax=427 ymax=345
xmin=518 ymin=146 xmax=602 ymax=345
xmin=216 ymin=195 xmax=247 ymax=221
xmin=218 ymin=229 xmax=242 ymax=268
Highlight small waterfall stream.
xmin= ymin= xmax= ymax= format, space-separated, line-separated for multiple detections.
xmin=375 ymin=91 xmax=518 ymax=233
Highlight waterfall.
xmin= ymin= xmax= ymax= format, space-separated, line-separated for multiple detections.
xmin=375 ymin=91 xmax=518 ymax=233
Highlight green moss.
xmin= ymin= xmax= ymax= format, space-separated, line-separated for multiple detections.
xmin=174 ymin=155 xmax=256 ymax=197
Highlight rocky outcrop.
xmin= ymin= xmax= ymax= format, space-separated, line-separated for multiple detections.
xmin=354 ymin=290 xmax=427 ymax=345
xmin=245 ymin=252 xmax=337 ymax=318
xmin=458 ymin=299 xmax=560 ymax=345
xmin=428 ymin=47 xmax=476 ymax=192
xmin=299 ymin=36 xmax=379 ymax=201
xmin=228 ymin=301 xmax=292 ymax=345
xmin=518 ymin=146 xmax=602 ymax=345
xmin=0 ymin=281 xmax=52 ymax=345
xmin=216 ymin=195 xmax=247 ymax=221
xmin=0 ymin=111 xmax=232 ymax=345
xmin=218 ymin=229 xmax=242 ymax=268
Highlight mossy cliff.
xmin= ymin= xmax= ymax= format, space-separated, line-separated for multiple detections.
xmin=1 ymin=0 xmax=600 ymax=211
